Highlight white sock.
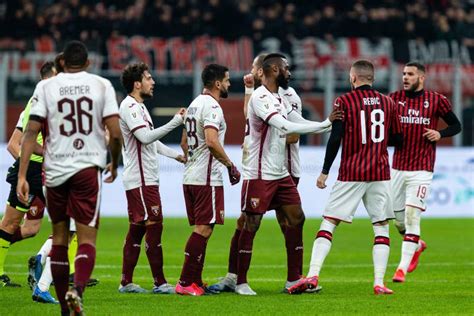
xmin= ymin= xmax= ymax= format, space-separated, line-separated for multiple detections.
xmin=37 ymin=238 xmax=53 ymax=266
xmin=38 ymin=256 xmax=53 ymax=292
xmin=307 ymin=219 xmax=337 ymax=277
xmin=373 ymin=225 xmax=390 ymax=287
xmin=397 ymin=207 xmax=422 ymax=272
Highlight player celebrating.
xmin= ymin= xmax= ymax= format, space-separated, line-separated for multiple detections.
xmin=118 ymin=62 xmax=186 ymax=294
xmin=0 ymin=61 xmax=56 ymax=288
xmin=17 ymin=41 xmax=122 ymax=315
xmin=390 ymin=62 xmax=462 ymax=282
xmin=236 ymin=53 xmax=339 ymax=295
xmin=176 ymin=64 xmax=240 ymax=296
xmin=288 ymin=60 xmax=402 ymax=295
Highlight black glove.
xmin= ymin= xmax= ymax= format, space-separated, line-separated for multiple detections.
xmin=227 ymin=163 xmax=241 ymax=185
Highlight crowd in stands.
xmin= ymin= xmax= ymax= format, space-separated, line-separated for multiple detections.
xmin=0 ymin=0 xmax=472 ymax=44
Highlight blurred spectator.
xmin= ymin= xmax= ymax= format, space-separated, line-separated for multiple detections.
xmin=0 ymin=0 xmax=472 ymax=44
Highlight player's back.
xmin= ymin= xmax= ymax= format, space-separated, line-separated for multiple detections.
xmin=32 ymin=71 xmax=118 ymax=186
xmin=183 ymin=94 xmax=226 ymax=186
xmin=336 ymin=86 xmax=399 ymax=182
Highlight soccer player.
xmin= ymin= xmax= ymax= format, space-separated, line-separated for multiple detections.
xmin=288 ymin=60 xmax=403 ymax=295
xmin=17 ymin=41 xmax=122 ymax=315
xmin=0 ymin=61 xmax=56 ymax=288
xmin=389 ymin=62 xmax=462 ymax=282
xmin=237 ymin=53 xmax=339 ymax=295
xmin=176 ymin=64 xmax=241 ymax=296
xmin=210 ymin=54 xmax=328 ymax=294
xmin=118 ymin=62 xmax=186 ymax=294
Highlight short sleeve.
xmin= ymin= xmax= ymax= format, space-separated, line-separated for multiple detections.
xmin=16 ymin=111 xmax=24 ymax=130
xmin=202 ymin=101 xmax=224 ymax=130
xmin=332 ymin=96 xmax=345 ymax=122
xmin=120 ymin=101 xmax=148 ymax=133
xmin=252 ymin=94 xmax=279 ymax=122
xmin=437 ymin=94 xmax=452 ymax=117
xmin=29 ymin=82 xmax=47 ymax=119
xmin=390 ymin=98 xmax=402 ymax=133
xmin=103 ymin=80 xmax=119 ymax=119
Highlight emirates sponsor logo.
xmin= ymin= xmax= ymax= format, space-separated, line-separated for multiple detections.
xmin=400 ymin=109 xmax=431 ymax=125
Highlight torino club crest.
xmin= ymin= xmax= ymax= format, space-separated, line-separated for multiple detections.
xmin=250 ymin=198 xmax=260 ymax=209
xmin=151 ymin=205 xmax=161 ymax=216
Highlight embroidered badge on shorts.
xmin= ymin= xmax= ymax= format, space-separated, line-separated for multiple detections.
xmin=250 ymin=198 xmax=260 ymax=209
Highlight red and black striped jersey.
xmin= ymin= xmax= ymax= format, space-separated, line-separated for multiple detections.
xmin=389 ymin=90 xmax=452 ymax=172
xmin=335 ymin=86 xmax=401 ymax=181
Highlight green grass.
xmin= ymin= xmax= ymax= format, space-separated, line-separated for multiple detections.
xmin=1 ymin=217 xmax=473 ymax=315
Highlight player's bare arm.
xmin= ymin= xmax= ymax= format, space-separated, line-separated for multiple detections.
xmin=104 ymin=116 xmax=122 ymax=183
xmin=16 ymin=119 xmax=42 ymax=204
xmin=6 ymin=128 xmax=22 ymax=159
xmin=243 ymin=73 xmax=255 ymax=117
xmin=180 ymin=128 xmax=188 ymax=158
xmin=204 ymin=127 xmax=240 ymax=185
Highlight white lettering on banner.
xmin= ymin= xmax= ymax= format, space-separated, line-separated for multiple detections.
xmin=0 ymin=144 xmax=472 ymax=218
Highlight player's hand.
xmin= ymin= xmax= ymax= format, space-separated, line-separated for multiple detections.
xmin=103 ymin=163 xmax=118 ymax=183
xmin=175 ymin=154 xmax=187 ymax=164
xmin=176 ymin=108 xmax=187 ymax=119
xmin=423 ymin=128 xmax=441 ymax=142
xmin=316 ymin=173 xmax=328 ymax=189
xmin=243 ymin=73 xmax=255 ymax=88
xmin=227 ymin=163 xmax=241 ymax=185
xmin=328 ymin=109 xmax=344 ymax=122
xmin=16 ymin=177 xmax=30 ymax=205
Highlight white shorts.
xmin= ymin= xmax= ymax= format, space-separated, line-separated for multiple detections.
xmin=324 ymin=181 xmax=394 ymax=224
xmin=391 ymin=169 xmax=433 ymax=211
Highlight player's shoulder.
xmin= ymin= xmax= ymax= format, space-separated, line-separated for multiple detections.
xmin=119 ymin=95 xmax=138 ymax=112
xmin=85 ymin=72 xmax=113 ymax=88
xmin=388 ymin=90 xmax=404 ymax=99
xmin=197 ymin=94 xmax=221 ymax=110
xmin=279 ymin=86 xmax=297 ymax=96
xmin=426 ymin=90 xmax=449 ymax=100
xmin=251 ymin=86 xmax=272 ymax=102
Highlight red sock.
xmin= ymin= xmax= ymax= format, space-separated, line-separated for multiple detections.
xmin=121 ymin=224 xmax=146 ymax=286
xmin=179 ymin=232 xmax=208 ymax=287
xmin=145 ymin=223 xmax=166 ymax=286
xmin=237 ymin=229 xmax=256 ymax=285
xmin=228 ymin=229 xmax=241 ymax=274
xmin=285 ymin=226 xmax=303 ymax=281
xmin=50 ymin=245 xmax=69 ymax=313
xmin=10 ymin=227 xmax=23 ymax=244
xmin=74 ymin=243 xmax=96 ymax=295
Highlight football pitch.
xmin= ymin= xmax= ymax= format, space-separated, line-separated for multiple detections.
xmin=1 ymin=217 xmax=473 ymax=315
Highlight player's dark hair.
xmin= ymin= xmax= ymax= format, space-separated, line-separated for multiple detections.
xmin=351 ymin=60 xmax=375 ymax=82
xmin=63 ymin=40 xmax=88 ymax=68
xmin=39 ymin=61 xmax=55 ymax=79
xmin=121 ymin=62 xmax=150 ymax=94
xmin=54 ymin=52 xmax=64 ymax=73
xmin=201 ymin=64 xmax=229 ymax=89
xmin=262 ymin=53 xmax=286 ymax=77
xmin=406 ymin=61 xmax=426 ymax=73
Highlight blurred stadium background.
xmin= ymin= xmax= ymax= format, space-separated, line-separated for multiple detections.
xmin=0 ymin=0 xmax=473 ymax=218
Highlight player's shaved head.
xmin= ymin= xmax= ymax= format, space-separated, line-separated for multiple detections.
xmin=39 ymin=61 xmax=55 ymax=79
xmin=63 ymin=40 xmax=88 ymax=68
xmin=405 ymin=61 xmax=426 ymax=73
xmin=254 ymin=53 xmax=267 ymax=68
xmin=121 ymin=62 xmax=150 ymax=94
xmin=351 ymin=60 xmax=375 ymax=83
xmin=262 ymin=53 xmax=286 ymax=77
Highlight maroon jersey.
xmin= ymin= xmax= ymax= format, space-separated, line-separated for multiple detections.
xmin=335 ymin=86 xmax=401 ymax=181
xmin=389 ymin=90 xmax=452 ymax=172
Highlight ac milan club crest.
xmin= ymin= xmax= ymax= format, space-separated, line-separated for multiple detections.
xmin=151 ymin=205 xmax=160 ymax=216
xmin=250 ymin=198 xmax=260 ymax=209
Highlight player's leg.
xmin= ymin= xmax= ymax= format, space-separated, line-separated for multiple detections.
xmin=178 ymin=185 xmax=223 ymax=296
xmin=394 ymin=171 xmax=432 ymax=281
xmin=120 ymin=187 xmax=147 ymax=293
xmin=50 ymin=220 xmax=71 ymax=314
xmin=11 ymin=197 xmax=45 ymax=244
xmin=208 ymin=214 xmax=244 ymax=293
xmin=391 ymin=169 xmax=407 ymax=235
xmin=235 ymin=212 xmax=262 ymax=295
xmin=289 ymin=181 xmax=363 ymax=294
xmin=0 ymin=204 xmax=25 ymax=287
xmin=33 ymin=254 xmax=58 ymax=304
xmin=363 ymin=181 xmax=394 ymax=294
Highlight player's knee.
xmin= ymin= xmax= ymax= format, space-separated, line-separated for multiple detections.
xmin=194 ymin=225 xmax=213 ymax=238
xmin=244 ymin=215 xmax=262 ymax=232
xmin=287 ymin=212 xmax=305 ymax=227
xmin=22 ymin=220 xmax=41 ymax=237
xmin=236 ymin=214 xmax=245 ymax=230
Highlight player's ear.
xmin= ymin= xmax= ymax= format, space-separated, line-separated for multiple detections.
xmin=85 ymin=59 xmax=91 ymax=69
